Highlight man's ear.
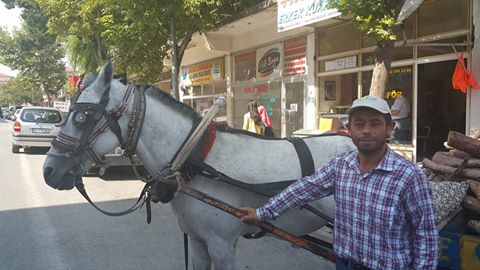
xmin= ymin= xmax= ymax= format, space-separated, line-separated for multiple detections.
xmin=387 ymin=121 xmax=396 ymax=136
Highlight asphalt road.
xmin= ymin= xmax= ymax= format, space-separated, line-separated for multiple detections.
xmin=0 ymin=118 xmax=334 ymax=270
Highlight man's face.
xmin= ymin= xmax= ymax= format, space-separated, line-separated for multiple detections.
xmin=347 ymin=109 xmax=394 ymax=154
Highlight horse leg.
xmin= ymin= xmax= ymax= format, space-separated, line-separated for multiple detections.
xmin=189 ymin=236 xmax=212 ymax=270
xmin=207 ymin=237 xmax=238 ymax=270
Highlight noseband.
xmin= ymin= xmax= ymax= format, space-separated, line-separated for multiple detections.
xmin=48 ymin=83 xmax=146 ymax=169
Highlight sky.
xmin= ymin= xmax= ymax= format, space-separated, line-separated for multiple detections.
xmin=0 ymin=3 xmax=21 ymax=76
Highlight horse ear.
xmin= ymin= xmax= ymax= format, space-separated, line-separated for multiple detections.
xmin=96 ymin=59 xmax=113 ymax=92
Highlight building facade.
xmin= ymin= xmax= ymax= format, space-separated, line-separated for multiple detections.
xmin=179 ymin=0 xmax=479 ymax=162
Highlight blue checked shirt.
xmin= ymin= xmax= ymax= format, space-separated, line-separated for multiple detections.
xmin=257 ymin=147 xmax=438 ymax=270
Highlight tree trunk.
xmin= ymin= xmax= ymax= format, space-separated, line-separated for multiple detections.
xmin=447 ymin=131 xmax=480 ymax=158
xmin=470 ymin=180 xmax=480 ymax=199
xmin=422 ymin=158 xmax=480 ymax=180
xmin=463 ymin=195 xmax=480 ymax=216
xmin=170 ymin=26 xmax=193 ymax=100
xmin=432 ymin=152 xmax=480 ymax=168
xmin=448 ymin=149 xmax=472 ymax=159
xmin=467 ymin=220 xmax=480 ymax=234
xmin=170 ymin=20 xmax=179 ymax=100
xmin=369 ymin=41 xmax=394 ymax=98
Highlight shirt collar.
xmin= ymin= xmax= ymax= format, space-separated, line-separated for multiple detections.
xmin=345 ymin=145 xmax=395 ymax=173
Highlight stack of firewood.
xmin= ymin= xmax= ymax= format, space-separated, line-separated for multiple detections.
xmin=422 ymin=131 xmax=480 ymax=234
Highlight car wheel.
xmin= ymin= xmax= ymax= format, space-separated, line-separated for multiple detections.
xmin=12 ymin=144 xmax=20 ymax=153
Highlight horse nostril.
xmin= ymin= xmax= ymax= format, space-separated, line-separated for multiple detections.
xmin=43 ymin=166 xmax=54 ymax=180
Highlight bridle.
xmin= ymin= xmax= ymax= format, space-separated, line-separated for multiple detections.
xmin=48 ymin=82 xmax=148 ymax=217
xmin=49 ymin=83 xmax=145 ymax=169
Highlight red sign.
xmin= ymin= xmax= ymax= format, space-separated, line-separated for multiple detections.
xmin=284 ymin=36 xmax=306 ymax=77
xmin=243 ymin=84 xmax=268 ymax=94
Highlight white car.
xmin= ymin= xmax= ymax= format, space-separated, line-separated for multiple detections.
xmin=11 ymin=107 xmax=63 ymax=153
xmin=12 ymin=109 xmax=21 ymax=121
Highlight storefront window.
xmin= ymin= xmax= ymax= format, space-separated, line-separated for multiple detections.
xmin=417 ymin=36 xmax=468 ymax=58
xmin=317 ymin=23 xmax=361 ymax=56
xmin=418 ymin=0 xmax=468 ymax=37
xmin=362 ymin=66 xmax=413 ymax=144
xmin=361 ymin=46 xmax=413 ymax=66
xmin=233 ymin=82 xmax=281 ymax=136
xmin=318 ymin=73 xmax=358 ymax=115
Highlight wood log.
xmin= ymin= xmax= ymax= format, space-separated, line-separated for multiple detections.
xmin=463 ymin=195 xmax=480 ymax=216
xmin=471 ymin=129 xmax=480 ymax=139
xmin=432 ymin=152 xmax=480 ymax=168
xmin=447 ymin=131 xmax=480 ymax=159
xmin=422 ymin=158 xmax=480 ymax=180
xmin=470 ymin=180 xmax=480 ymax=199
xmin=467 ymin=220 xmax=480 ymax=234
xmin=448 ymin=149 xmax=472 ymax=159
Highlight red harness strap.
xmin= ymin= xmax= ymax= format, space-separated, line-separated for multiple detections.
xmin=198 ymin=122 xmax=217 ymax=161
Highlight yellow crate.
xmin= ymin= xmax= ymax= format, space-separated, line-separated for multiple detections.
xmin=460 ymin=235 xmax=480 ymax=270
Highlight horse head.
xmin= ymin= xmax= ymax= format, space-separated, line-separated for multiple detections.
xmin=43 ymin=60 xmax=133 ymax=190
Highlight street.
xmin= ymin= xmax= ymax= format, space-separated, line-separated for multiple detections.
xmin=0 ymin=119 xmax=334 ymax=270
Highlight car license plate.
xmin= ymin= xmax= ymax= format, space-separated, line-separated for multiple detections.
xmin=32 ymin=128 xmax=51 ymax=134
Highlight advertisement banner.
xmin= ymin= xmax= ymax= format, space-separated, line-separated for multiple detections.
xmin=256 ymin=43 xmax=283 ymax=80
xmin=234 ymin=50 xmax=256 ymax=81
xmin=277 ymin=0 xmax=340 ymax=32
xmin=181 ymin=58 xmax=224 ymax=86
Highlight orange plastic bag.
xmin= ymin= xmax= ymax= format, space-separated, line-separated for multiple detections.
xmin=452 ymin=53 xmax=480 ymax=93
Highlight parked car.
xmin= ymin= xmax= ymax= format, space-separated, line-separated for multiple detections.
xmin=12 ymin=109 xmax=21 ymax=121
xmin=11 ymin=107 xmax=63 ymax=153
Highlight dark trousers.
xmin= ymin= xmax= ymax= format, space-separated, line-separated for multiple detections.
xmin=336 ymin=258 xmax=371 ymax=270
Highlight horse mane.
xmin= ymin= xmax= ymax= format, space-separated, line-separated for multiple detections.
xmin=144 ymin=86 xmax=201 ymax=123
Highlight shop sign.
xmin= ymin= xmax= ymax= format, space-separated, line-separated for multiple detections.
xmin=181 ymin=58 xmax=224 ymax=86
xmin=284 ymin=36 xmax=307 ymax=77
xmin=53 ymin=101 xmax=70 ymax=112
xmin=243 ymin=84 xmax=268 ymax=94
xmin=277 ymin=0 xmax=340 ymax=32
xmin=234 ymin=50 xmax=256 ymax=81
xmin=325 ymin=55 xmax=357 ymax=71
xmin=257 ymin=43 xmax=282 ymax=79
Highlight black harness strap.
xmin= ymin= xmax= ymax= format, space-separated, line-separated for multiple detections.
xmin=286 ymin=137 xmax=315 ymax=177
xmin=185 ymin=158 xmax=334 ymax=224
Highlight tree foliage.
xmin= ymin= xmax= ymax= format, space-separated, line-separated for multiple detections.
xmin=37 ymin=0 xmax=262 ymax=84
xmin=0 ymin=0 xmax=66 ymax=105
xmin=329 ymin=0 xmax=405 ymax=97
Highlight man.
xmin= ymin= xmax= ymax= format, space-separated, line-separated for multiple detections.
xmin=241 ymin=96 xmax=438 ymax=270
xmin=390 ymin=94 xmax=411 ymax=142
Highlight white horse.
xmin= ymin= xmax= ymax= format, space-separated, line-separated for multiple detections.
xmin=43 ymin=61 xmax=356 ymax=270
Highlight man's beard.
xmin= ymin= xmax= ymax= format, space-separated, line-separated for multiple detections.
xmin=354 ymin=138 xmax=386 ymax=156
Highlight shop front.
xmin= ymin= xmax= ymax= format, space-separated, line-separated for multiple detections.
xmin=180 ymin=58 xmax=227 ymax=122
xmin=315 ymin=0 xmax=471 ymax=162
xmin=232 ymin=36 xmax=309 ymax=137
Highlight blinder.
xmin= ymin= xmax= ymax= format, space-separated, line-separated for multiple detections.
xmin=49 ymin=84 xmax=134 ymax=168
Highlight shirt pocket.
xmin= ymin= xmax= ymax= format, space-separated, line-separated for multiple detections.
xmin=367 ymin=201 xmax=396 ymax=232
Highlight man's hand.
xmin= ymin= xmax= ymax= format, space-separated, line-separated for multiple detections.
xmin=240 ymin=207 xmax=260 ymax=225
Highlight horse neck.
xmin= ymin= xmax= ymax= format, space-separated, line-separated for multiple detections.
xmin=134 ymin=94 xmax=196 ymax=174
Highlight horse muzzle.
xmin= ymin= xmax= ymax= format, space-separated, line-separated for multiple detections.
xmin=43 ymin=156 xmax=77 ymax=190
xmin=43 ymin=166 xmax=77 ymax=190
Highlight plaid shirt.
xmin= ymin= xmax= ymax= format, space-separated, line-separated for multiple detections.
xmin=257 ymin=147 xmax=438 ymax=270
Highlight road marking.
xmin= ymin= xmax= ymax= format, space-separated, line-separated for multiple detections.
xmin=19 ymin=154 xmax=67 ymax=270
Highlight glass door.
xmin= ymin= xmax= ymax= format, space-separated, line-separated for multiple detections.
xmin=284 ymin=81 xmax=304 ymax=137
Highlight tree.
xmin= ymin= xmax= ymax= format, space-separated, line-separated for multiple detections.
xmin=38 ymin=0 xmax=263 ymax=98
xmin=0 ymin=0 xmax=66 ymax=105
xmin=329 ymin=0 xmax=405 ymax=98
xmin=0 ymin=74 xmax=43 ymax=105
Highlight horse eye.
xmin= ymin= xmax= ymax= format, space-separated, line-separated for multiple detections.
xmin=73 ymin=111 xmax=88 ymax=126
